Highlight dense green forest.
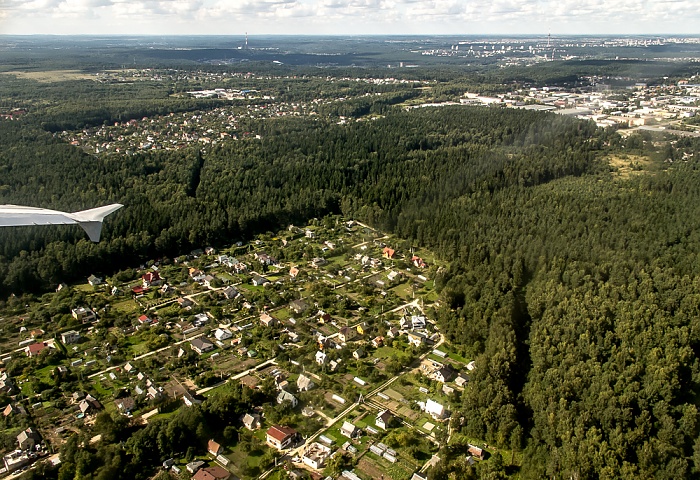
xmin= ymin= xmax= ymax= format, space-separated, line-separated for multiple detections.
xmin=4 ymin=61 xmax=700 ymax=479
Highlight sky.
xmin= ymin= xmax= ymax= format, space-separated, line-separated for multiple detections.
xmin=1 ymin=0 xmax=699 ymax=36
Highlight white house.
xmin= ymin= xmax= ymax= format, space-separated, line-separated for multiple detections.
xmin=425 ymin=399 xmax=446 ymax=420
xmin=302 ymin=442 xmax=332 ymax=470
xmin=214 ymin=328 xmax=232 ymax=341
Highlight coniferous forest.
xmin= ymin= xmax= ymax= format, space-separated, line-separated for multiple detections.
xmin=3 ymin=52 xmax=700 ymax=479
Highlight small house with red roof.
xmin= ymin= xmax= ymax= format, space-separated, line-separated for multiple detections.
xmin=25 ymin=342 xmax=48 ymax=357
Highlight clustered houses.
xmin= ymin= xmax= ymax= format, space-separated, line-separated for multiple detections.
xmin=0 ymin=216 xmax=455 ymax=479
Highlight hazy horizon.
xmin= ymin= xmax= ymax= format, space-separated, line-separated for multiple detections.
xmin=2 ymin=0 xmax=699 ymax=37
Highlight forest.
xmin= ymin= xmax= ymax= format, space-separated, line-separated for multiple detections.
xmin=3 ymin=60 xmax=700 ymax=479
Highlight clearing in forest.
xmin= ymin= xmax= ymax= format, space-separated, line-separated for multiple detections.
xmin=1 ymin=70 xmax=95 ymax=82
xmin=607 ymin=154 xmax=652 ymax=178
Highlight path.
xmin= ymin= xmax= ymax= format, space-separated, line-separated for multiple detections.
xmin=88 ymin=332 xmax=205 ymax=379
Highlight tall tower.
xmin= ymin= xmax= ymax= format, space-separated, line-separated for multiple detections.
xmin=547 ymin=32 xmax=551 ymax=48
xmin=245 ymin=32 xmax=248 ymax=49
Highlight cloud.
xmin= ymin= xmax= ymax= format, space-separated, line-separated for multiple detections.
xmin=1 ymin=0 xmax=699 ymax=34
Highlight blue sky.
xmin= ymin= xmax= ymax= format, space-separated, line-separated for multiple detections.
xmin=1 ymin=0 xmax=698 ymax=35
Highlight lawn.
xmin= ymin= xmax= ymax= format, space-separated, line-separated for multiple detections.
xmin=112 ymin=299 xmax=139 ymax=314
xmin=374 ymin=346 xmax=401 ymax=359
xmin=226 ymin=442 xmax=268 ymax=479
xmin=390 ymin=283 xmax=413 ymax=300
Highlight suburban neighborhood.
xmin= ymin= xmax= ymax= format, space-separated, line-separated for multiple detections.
xmin=0 ymin=216 xmax=486 ymax=479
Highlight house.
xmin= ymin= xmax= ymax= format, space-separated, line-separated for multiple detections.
xmin=302 ymin=442 xmax=332 ymax=469
xmin=131 ymin=286 xmax=147 ymax=296
xmin=114 ymin=397 xmax=136 ymax=414
xmin=79 ymin=394 xmax=102 ymax=414
xmin=25 ymin=342 xmax=48 ymax=357
xmin=266 ymin=425 xmax=298 ymax=450
xmin=177 ymin=297 xmax=193 ymax=308
xmin=186 ymin=460 xmax=205 ymax=474
xmin=340 ymin=421 xmax=359 ymax=438
xmin=277 ymin=390 xmax=298 ymax=408
xmin=466 ymin=361 xmax=476 ymax=371
xmin=411 ymin=473 xmax=428 ymax=480
xmin=191 ymin=337 xmax=215 ymax=355
xmin=382 ymin=247 xmax=395 ymax=259
xmin=352 ymin=348 xmax=365 ymax=359
xmin=202 ymin=275 xmax=216 ymax=288
xmin=376 ymin=410 xmax=392 ymax=430
xmin=3 ymin=404 xmax=26 ymax=417
xmin=260 ymin=312 xmax=277 ymax=327
xmin=468 ymin=444 xmax=485 ymax=460
xmin=289 ymin=299 xmax=308 ymax=314
xmin=208 ymin=439 xmax=223 ymax=456
xmin=412 ymin=256 xmax=427 ymax=268
xmin=147 ymin=386 xmax=162 ymax=400
xmin=338 ymin=327 xmax=357 ymax=343
xmin=311 ymin=257 xmax=327 ymax=268
xmin=252 ymin=275 xmax=269 ymax=287
xmin=87 ymin=275 xmax=103 ymax=286
xmin=182 ymin=392 xmax=202 ymax=407
xmin=222 ymin=286 xmax=238 ymax=300
xmin=297 ymin=374 xmax=315 ymax=392
xmin=442 ymin=384 xmax=455 ymax=395
xmin=17 ymin=428 xmax=40 ymax=450
xmin=315 ymin=351 xmax=327 ymax=365
xmin=411 ymin=315 xmax=427 ymax=330
xmin=189 ymin=268 xmax=205 ymax=278
xmin=29 ymin=328 xmax=44 ymax=339
xmin=356 ymin=323 xmax=367 ymax=336
xmin=193 ymin=313 xmax=209 ymax=327
xmin=289 ymin=266 xmax=300 ymax=278
xmin=317 ymin=336 xmax=333 ymax=350
xmin=214 ymin=328 xmax=233 ymax=341
xmin=72 ymin=307 xmax=96 ymax=323
xmin=193 ymin=466 xmax=231 ymax=480
xmin=241 ymin=413 xmax=261 ymax=430
xmin=407 ymin=332 xmax=427 ymax=348
xmin=255 ymin=252 xmax=276 ymax=265
xmin=455 ymin=373 xmax=470 ymax=387
xmin=425 ymin=399 xmax=446 ymax=420
xmin=60 ymin=330 xmax=80 ymax=345
xmin=137 ymin=314 xmax=152 ymax=325
xmin=371 ymin=336 xmax=384 ymax=348
xmin=305 ymin=229 xmax=315 ymax=238
xmin=142 ymin=271 xmax=161 ymax=287
xmin=387 ymin=327 xmax=400 ymax=338
xmin=434 ymin=366 xmax=456 ymax=383
xmin=123 ymin=362 xmax=137 ymax=374
xmin=205 ymin=247 xmax=216 ymax=255
xmin=0 ymin=373 xmax=14 ymax=395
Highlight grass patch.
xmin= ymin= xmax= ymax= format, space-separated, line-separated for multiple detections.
xmin=390 ymin=282 xmax=413 ymax=300
xmin=112 ymin=299 xmax=139 ymax=314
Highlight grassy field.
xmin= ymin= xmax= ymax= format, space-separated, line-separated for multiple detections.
xmin=0 ymin=70 xmax=95 ymax=81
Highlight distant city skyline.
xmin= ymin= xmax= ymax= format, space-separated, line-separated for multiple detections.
xmin=1 ymin=0 xmax=699 ymax=36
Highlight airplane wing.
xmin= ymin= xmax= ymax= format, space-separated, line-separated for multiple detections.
xmin=0 ymin=204 xmax=123 ymax=242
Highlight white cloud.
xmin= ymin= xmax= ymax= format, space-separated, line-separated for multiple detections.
xmin=0 ymin=0 xmax=699 ymax=34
